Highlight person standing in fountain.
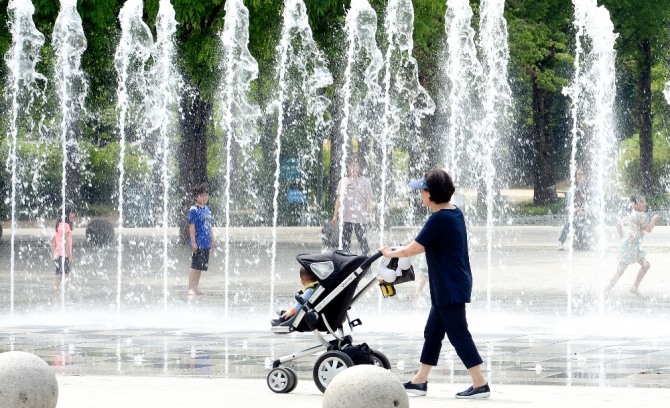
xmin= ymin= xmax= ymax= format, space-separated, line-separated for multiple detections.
xmin=331 ymin=156 xmax=373 ymax=256
xmin=605 ymin=195 xmax=660 ymax=297
xmin=558 ymin=167 xmax=593 ymax=250
xmin=187 ymin=182 xmax=215 ymax=296
xmin=50 ymin=205 xmax=75 ymax=300
xmin=379 ymin=169 xmax=489 ymax=399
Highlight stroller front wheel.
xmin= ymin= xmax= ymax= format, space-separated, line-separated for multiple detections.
xmin=267 ymin=366 xmax=297 ymax=393
xmin=313 ymin=350 xmax=354 ymax=393
xmin=371 ymin=349 xmax=391 ymax=369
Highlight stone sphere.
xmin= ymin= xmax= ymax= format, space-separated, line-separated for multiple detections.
xmin=322 ymin=365 xmax=408 ymax=408
xmin=0 ymin=351 xmax=58 ymax=408
xmin=86 ymin=219 xmax=115 ymax=246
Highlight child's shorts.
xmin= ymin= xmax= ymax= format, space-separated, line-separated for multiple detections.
xmin=54 ymin=257 xmax=70 ymax=275
xmin=191 ymin=248 xmax=210 ymax=271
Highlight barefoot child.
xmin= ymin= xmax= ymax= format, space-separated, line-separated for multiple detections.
xmin=606 ymin=195 xmax=661 ymax=296
xmin=187 ymin=182 xmax=215 ymax=296
xmin=50 ymin=205 xmax=75 ymax=300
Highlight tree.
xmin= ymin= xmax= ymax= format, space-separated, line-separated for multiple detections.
xmin=601 ymin=0 xmax=670 ymax=195
xmin=507 ymin=0 xmax=573 ymax=205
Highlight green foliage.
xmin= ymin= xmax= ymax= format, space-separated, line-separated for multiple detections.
xmin=507 ymin=0 xmax=573 ymax=93
xmin=83 ymin=141 xmax=150 ymax=206
xmin=509 ymin=199 xmax=566 ymax=216
xmin=618 ymin=132 xmax=670 ymax=194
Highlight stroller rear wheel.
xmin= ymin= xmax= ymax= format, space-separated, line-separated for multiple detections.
xmin=267 ymin=366 xmax=297 ymax=393
xmin=371 ymin=349 xmax=391 ymax=369
xmin=313 ymin=350 xmax=354 ymax=393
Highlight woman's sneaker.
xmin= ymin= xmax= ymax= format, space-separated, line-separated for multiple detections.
xmin=403 ymin=381 xmax=427 ymax=396
xmin=455 ymin=383 xmax=490 ymax=399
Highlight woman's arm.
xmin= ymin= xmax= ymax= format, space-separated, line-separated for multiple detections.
xmin=379 ymin=241 xmax=425 ymax=258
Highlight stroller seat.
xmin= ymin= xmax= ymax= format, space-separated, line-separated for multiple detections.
xmin=271 ymin=250 xmax=369 ymax=334
xmin=266 ymin=250 xmax=392 ymax=394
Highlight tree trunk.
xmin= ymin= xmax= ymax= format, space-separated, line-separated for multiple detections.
xmin=531 ymin=79 xmax=556 ymax=205
xmin=177 ymin=90 xmax=211 ymax=239
xmin=638 ymin=39 xmax=653 ymax=195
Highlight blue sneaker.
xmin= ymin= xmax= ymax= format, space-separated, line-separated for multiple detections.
xmin=403 ymin=381 xmax=427 ymax=396
xmin=455 ymin=383 xmax=490 ymax=399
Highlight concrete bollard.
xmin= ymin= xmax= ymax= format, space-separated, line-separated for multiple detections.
xmin=0 ymin=351 xmax=58 ymax=408
xmin=322 ymin=365 xmax=408 ymax=408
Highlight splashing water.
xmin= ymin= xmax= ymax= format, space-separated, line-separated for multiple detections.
xmin=270 ymin=0 xmax=332 ymax=314
xmin=379 ymin=0 xmax=435 ymax=240
xmin=477 ymin=0 xmax=512 ymax=312
xmin=114 ymin=0 xmax=154 ymax=314
xmin=440 ymin=0 xmax=482 ymax=185
xmin=337 ymin=0 xmax=384 ymax=249
xmin=146 ymin=0 xmax=180 ymax=311
xmin=664 ymin=82 xmax=670 ymax=106
xmin=217 ymin=0 xmax=261 ymax=319
xmin=4 ymin=0 xmax=46 ymax=318
xmin=564 ymin=0 xmax=617 ymax=318
xmin=52 ymin=0 xmax=88 ymax=309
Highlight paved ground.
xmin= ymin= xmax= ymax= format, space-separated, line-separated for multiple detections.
xmin=1 ymin=225 xmax=670 ymax=407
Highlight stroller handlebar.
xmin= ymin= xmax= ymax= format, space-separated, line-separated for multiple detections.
xmin=359 ymin=251 xmax=383 ymax=271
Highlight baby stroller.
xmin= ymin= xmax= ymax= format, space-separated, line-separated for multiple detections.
xmin=267 ymin=250 xmax=391 ymax=393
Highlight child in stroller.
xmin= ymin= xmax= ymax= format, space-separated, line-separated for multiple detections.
xmin=267 ymin=250 xmax=397 ymax=394
xmin=271 ymin=266 xmax=320 ymax=325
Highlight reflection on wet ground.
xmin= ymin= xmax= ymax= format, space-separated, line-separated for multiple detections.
xmin=1 ymin=226 xmax=670 ymax=389
xmin=2 ymin=324 xmax=670 ymax=388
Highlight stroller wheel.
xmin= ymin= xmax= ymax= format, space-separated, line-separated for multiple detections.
xmin=267 ymin=367 xmax=296 ymax=393
xmin=371 ymin=349 xmax=391 ymax=369
xmin=284 ymin=367 xmax=299 ymax=393
xmin=313 ymin=350 xmax=354 ymax=393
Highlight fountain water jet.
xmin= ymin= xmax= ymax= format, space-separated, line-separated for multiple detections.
xmin=564 ymin=0 xmax=618 ymax=318
xmin=477 ymin=0 xmax=513 ymax=313
xmin=114 ymin=0 xmax=154 ymax=314
xmin=52 ymin=0 xmax=88 ymax=309
xmin=146 ymin=0 xmax=180 ymax=311
xmin=336 ymin=0 xmax=384 ymax=249
xmin=378 ymin=0 xmax=434 ymax=241
xmin=440 ymin=0 xmax=482 ymax=186
xmin=217 ymin=0 xmax=261 ymax=319
xmin=4 ymin=0 xmax=46 ymax=318
xmin=270 ymin=0 xmax=332 ymax=314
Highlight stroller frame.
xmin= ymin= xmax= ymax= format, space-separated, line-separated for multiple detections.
xmin=267 ymin=251 xmax=389 ymax=393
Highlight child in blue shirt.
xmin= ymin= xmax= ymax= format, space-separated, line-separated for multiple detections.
xmin=187 ymin=182 xmax=215 ymax=296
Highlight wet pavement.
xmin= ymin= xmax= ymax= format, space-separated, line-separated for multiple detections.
xmin=1 ymin=225 xmax=670 ymax=406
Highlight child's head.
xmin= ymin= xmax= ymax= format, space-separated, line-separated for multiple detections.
xmin=346 ymin=156 xmax=361 ymax=177
xmin=56 ymin=204 xmax=76 ymax=230
xmin=299 ymin=266 xmax=318 ymax=285
xmin=194 ymin=182 xmax=210 ymax=205
xmin=630 ymin=194 xmax=647 ymax=212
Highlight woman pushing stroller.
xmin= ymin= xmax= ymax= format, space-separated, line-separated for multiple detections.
xmin=380 ymin=169 xmax=489 ymax=399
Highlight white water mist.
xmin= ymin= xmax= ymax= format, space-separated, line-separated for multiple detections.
xmin=217 ymin=0 xmax=261 ymax=319
xmin=114 ymin=0 xmax=154 ymax=314
xmin=52 ymin=0 xmax=88 ymax=308
xmin=4 ymin=0 xmax=46 ymax=318
xmin=337 ymin=0 xmax=383 ymax=249
xmin=270 ymin=0 xmax=332 ymax=314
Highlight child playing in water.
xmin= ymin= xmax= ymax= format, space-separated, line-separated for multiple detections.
xmin=187 ymin=182 xmax=215 ymax=296
xmin=272 ymin=266 xmax=319 ymax=325
xmin=605 ymin=195 xmax=661 ymax=297
xmin=50 ymin=205 xmax=75 ymax=300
